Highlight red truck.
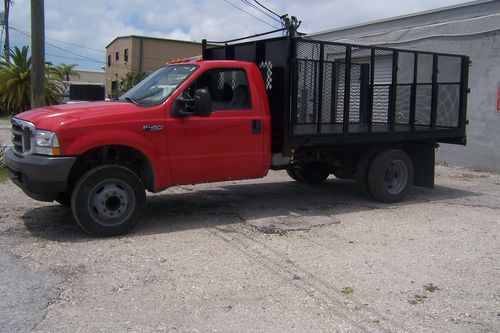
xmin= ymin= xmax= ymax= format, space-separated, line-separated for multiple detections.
xmin=5 ymin=34 xmax=469 ymax=236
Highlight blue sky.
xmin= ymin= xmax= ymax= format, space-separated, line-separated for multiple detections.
xmin=5 ymin=0 xmax=469 ymax=71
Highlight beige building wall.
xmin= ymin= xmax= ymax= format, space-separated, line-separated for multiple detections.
xmin=105 ymin=37 xmax=134 ymax=97
xmin=105 ymin=36 xmax=202 ymax=98
xmin=72 ymin=70 xmax=106 ymax=84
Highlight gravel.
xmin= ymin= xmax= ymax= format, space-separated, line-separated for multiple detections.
xmin=0 ymin=165 xmax=499 ymax=332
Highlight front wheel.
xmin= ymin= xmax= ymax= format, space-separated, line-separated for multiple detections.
xmin=368 ymin=149 xmax=414 ymax=203
xmin=71 ymin=165 xmax=146 ymax=236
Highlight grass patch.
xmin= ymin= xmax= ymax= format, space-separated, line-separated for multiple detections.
xmin=0 ymin=114 xmax=11 ymax=122
xmin=0 ymin=145 xmax=7 ymax=181
xmin=0 ymin=167 xmax=8 ymax=182
xmin=341 ymin=287 xmax=354 ymax=294
xmin=424 ymin=283 xmax=440 ymax=292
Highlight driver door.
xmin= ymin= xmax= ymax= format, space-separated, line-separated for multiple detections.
xmin=167 ymin=67 xmax=266 ymax=185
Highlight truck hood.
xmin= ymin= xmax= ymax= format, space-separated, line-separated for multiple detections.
xmin=16 ymin=101 xmax=145 ymax=129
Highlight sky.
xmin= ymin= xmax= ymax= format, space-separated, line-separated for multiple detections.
xmin=4 ymin=0 xmax=471 ymax=71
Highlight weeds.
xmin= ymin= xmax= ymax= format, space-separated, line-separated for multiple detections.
xmin=341 ymin=287 xmax=354 ymax=294
xmin=0 ymin=145 xmax=7 ymax=181
xmin=424 ymin=283 xmax=440 ymax=292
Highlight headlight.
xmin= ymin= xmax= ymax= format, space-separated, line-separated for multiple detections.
xmin=34 ymin=130 xmax=61 ymax=155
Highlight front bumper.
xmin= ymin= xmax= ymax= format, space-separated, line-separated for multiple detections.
xmin=5 ymin=148 xmax=77 ymax=201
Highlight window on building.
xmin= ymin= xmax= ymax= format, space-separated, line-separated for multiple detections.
xmin=115 ymin=51 xmax=119 ymax=61
xmin=124 ymin=48 xmax=129 ymax=62
xmin=184 ymin=68 xmax=250 ymax=111
xmin=107 ymin=55 xmax=111 ymax=67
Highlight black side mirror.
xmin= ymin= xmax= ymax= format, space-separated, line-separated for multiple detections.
xmin=171 ymin=88 xmax=212 ymax=118
xmin=193 ymin=88 xmax=212 ymax=117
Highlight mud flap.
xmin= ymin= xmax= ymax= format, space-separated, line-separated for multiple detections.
xmin=405 ymin=143 xmax=435 ymax=188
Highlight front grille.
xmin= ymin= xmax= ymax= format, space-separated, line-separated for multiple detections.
xmin=11 ymin=118 xmax=35 ymax=156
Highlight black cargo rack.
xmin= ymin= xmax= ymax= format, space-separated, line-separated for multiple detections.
xmin=203 ymin=35 xmax=469 ymax=154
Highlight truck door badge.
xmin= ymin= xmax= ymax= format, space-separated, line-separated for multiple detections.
xmin=143 ymin=125 xmax=163 ymax=132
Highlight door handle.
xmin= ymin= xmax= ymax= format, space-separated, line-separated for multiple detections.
xmin=252 ymin=120 xmax=262 ymax=134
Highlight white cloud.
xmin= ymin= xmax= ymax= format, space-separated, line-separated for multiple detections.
xmin=7 ymin=0 xmax=469 ymax=70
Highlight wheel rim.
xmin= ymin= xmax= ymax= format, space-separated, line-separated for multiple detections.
xmin=88 ymin=179 xmax=136 ymax=226
xmin=384 ymin=159 xmax=408 ymax=195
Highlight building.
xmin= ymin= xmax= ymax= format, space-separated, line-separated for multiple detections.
xmin=309 ymin=0 xmax=500 ymax=172
xmin=105 ymin=36 xmax=203 ymax=98
xmin=61 ymin=70 xmax=106 ymax=102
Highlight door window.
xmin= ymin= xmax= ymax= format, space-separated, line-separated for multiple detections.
xmin=186 ymin=68 xmax=251 ymax=111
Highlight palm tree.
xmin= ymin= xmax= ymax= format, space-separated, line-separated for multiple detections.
xmin=118 ymin=71 xmax=147 ymax=96
xmin=0 ymin=46 xmax=64 ymax=114
xmin=57 ymin=63 xmax=80 ymax=81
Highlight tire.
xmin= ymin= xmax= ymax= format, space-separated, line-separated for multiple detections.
xmin=355 ymin=150 xmax=378 ymax=196
xmin=71 ymin=165 xmax=146 ymax=236
xmin=55 ymin=191 xmax=71 ymax=206
xmin=287 ymin=164 xmax=329 ymax=185
xmin=286 ymin=169 xmax=301 ymax=181
xmin=367 ymin=149 xmax=414 ymax=203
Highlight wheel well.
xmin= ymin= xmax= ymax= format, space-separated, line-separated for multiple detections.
xmin=67 ymin=145 xmax=156 ymax=192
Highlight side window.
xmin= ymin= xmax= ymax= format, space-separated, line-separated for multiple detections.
xmin=187 ymin=68 xmax=251 ymax=111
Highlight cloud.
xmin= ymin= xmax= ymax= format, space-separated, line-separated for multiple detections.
xmin=7 ymin=0 xmax=468 ymax=70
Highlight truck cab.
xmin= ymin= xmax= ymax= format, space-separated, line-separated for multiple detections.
xmin=6 ymin=59 xmax=272 ymax=236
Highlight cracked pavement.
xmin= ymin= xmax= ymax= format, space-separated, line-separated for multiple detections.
xmin=0 ymin=166 xmax=499 ymax=332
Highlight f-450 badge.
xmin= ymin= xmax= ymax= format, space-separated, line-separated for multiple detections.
xmin=143 ymin=124 xmax=163 ymax=132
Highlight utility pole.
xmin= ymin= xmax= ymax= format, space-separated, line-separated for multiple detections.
xmin=31 ymin=0 xmax=45 ymax=108
xmin=3 ymin=0 xmax=11 ymax=62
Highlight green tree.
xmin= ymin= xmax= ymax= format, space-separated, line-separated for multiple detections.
xmin=57 ymin=63 xmax=80 ymax=81
xmin=0 ymin=46 xmax=64 ymax=114
xmin=117 ymin=71 xmax=147 ymax=96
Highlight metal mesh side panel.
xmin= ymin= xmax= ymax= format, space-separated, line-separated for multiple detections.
xmin=398 ymin=52 xmax=414 ymax=84
xmin=324 ymin=44 xmax=347 ymax=125
xmin=321 ymin=62 xmax=334 ymax=124
xmin=438 ymin=56 xmax=461 ymax=83
xmin=296 ymin=41 xmax=321 ymax=61
xmin=291 ymin=39 xmax=464 ymax=137
xmin=293 ymin=41 xmax=326 ymax=134
xmin=294 ymin=61 xmax=319 ymax=134
xmin=396 ymin=85 xmax=411 ymax=124
xmin=349 ymin=47 xmax=371 ymax=129
xmin=414 ymin=54 xmax=433 ymax=127
xmin=415 ymin=85 xmax=432 ymax=126
xmin=417 ymin=54 xmax=433 ymax=83
xmin=335 ymin=64 xmax=345 ymax=123
xmin=372 ymin=49 xmax=393 ymax=125
xmin=394 ymin=52 xmax=414 ymax=127
xmin=437 ymin=84 xmax=460 ymax=127
xmin=436 ymin=55 xmax=461 ymax=128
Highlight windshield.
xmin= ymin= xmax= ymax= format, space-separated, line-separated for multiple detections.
xmin=119 ymin=64 xmax=198 ymax=105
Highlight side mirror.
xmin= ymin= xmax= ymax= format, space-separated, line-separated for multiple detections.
xmin=171 ymin=88 xmax=212 ymax=118
xmin=193 ymin=88 xmax=212 ymax=117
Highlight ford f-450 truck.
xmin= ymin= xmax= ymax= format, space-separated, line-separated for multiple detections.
xmin=5 ymin=34 xmax=469 ymax=236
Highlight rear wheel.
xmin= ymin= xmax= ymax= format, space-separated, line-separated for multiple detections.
xmin=287 ymin=163 xmax=329 ymax=185
xmin=71 ymin=165 xmax=146 ymax=236
xmin=356 ymin=150 xmax=378 ymax=196
xmin=367 ymin=149 xmax=414 ymax=203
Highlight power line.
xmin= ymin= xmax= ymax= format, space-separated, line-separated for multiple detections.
xmin=222 ymin=0 xmax=280 ymax=29
xmin=12 ymin=27 xmax=201 ymax=69
xmin=254 ymin=0 xmax=282 ymax=19
xmin=45 ymin=52 xmax=102 ymax=63
xmin=11 ymin=26 xmax=104 ymax=53
xmin=240 ymin=0 xmax=282 ymax=25
xmin=11 ymin=27 xmax=105 ymax=64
